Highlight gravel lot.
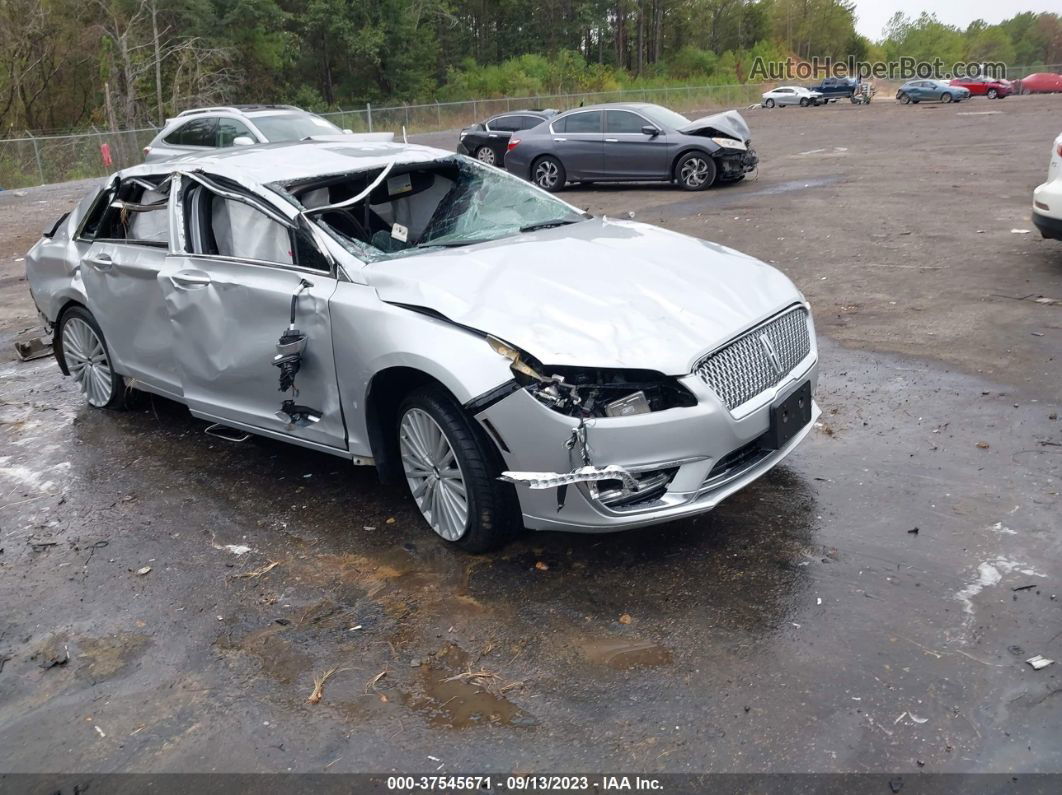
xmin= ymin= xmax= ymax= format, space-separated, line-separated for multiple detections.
xmin=0 ymin=96 xmax=1059 ymax=777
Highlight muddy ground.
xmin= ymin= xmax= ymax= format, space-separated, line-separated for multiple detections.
xmin=0 ymin=96 xmax=1059 ymax=776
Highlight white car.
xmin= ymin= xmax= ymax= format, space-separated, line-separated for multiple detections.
xmin=1032 ymin=131 xmax=1062 ymax=241
xmin=25 ymin=141 xmax=818 ymax=551
xmin=761 ymin=86 xmax=823 ymax=108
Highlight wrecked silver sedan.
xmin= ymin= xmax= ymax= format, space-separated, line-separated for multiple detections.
xmin=25 ymin=141 xmax=819 ymax=551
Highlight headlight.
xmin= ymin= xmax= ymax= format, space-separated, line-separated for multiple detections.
xmin=487 ymin=336 xmax=696 ymax=418
xmin=711 ymin=137 xmax=747 ymax=151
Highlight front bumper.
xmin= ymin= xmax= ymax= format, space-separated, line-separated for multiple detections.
xmin=1033 ymin=181 xmax=1062 ymax=240
xmin=718 ymin=147 xmax=758 ymax=178
xmin=475 ymin=351 xmax=818 ymax=532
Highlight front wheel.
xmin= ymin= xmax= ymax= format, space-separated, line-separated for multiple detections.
xmin=531 ymin=155 xmax=565 ymax=192
xmin=56 ymin=306 xmax=127 ymax=409
xmin=799 ymin=97 xmax=809 ymax=107
xmin=764 ymin=98 xmax=775 ymax=108
xmin=397 ymin=386 xmax=518 ymax=553
xmin=899 ymin=93 xmax=911 ymax=105
xmin=675 ymin=152 xmax=717 ymax=191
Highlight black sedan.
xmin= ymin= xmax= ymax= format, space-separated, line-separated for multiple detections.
xmin=456 ymin=110 xmax=557 ymax=167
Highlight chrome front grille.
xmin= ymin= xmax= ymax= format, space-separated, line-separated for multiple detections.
xmin=694 ymin=307 xmax=811 ymax=410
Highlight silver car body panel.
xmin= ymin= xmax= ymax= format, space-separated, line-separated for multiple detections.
xmin=24 ymin=140 xmax=818 ymax=533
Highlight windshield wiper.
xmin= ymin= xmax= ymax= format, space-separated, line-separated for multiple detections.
xmin=519 ymin=218 xmax=580 ymax=233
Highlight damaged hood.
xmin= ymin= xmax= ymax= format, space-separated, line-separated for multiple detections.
xmin=678 ymin=110 xmax=750 ymax=141
xmin=365 ymin=219 xmax=803 ymax=375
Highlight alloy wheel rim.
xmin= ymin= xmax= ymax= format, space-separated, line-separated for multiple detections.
xmin=477 ymin=147 xmax=495 ymax=165
xmin=535 ymin=160 xmax=558 ymax=188
xmin=399 ymin=408 xmax=469 ymax=541
xmin=681 ymin=157 xmax=709 ymax=187
xmin=62 ymin=317 xmax=113 ymax=407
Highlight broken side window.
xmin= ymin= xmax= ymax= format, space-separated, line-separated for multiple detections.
xmin=293 ymin=157 xmax=587 ymax=263
xmin=183 ymin=182 xmax=330 ymax=272
xmin=94 ymin=177 xmax=171 ymax=247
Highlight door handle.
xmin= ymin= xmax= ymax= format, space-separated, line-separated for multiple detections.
xmin=170 ymin=270 xmax=211 ymax=288
xmin=86 ymin=253 xmax=113 ymax=271
xmin=605 ymin=138 xmax=619 ymax=143
xmin=553 ymin=137 xmax=567 ymax=142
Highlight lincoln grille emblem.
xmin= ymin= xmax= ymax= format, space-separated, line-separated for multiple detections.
xmin=759 ymin=333 xmax=783 ymax=375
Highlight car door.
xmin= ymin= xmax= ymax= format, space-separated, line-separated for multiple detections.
xmin=160 ymin=173 xmax=347 ymax=452
xmin=551 ymin=110 xmax=604 ymax=179
xmin=79 ymin=175 xmax=182 ymax=397
xmin=777 ymin=88 xmax=794 ymax=106
xmin=604 ymin=109 xmax=669 ymax=178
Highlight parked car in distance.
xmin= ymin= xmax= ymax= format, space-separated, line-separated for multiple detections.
xmin=761 ymin=86 xmax=823 ymax=108
xmin=456 ymin=110 xmax=556 ymax=166
xmin=143 ymin=105 xmax=389 ymax=162
xmin=1016 ymin=73 xmax=1062 ymax=94
xmin=896 ymin=80 xmax=970 ymax=104
xmin=805 ymin=76 xmax=860 ymax=103
xmin=24 ymin=140 xmax=817 ymax=551
xmin=949 ymin=76 xmax=1012 ymax=98
xmin=504 ymin=103 xmax=758 ymax=192
xmin=1032 ymin=131 xmax=1062 ymax=240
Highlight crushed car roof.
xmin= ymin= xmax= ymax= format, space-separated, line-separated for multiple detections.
xmin=119 ymin=140 xmax=451 ymax=187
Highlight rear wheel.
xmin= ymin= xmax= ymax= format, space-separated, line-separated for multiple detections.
xmin=531 ymin=155 xmax=565 ymax=192
xmin=941 ymin=93 xmax=952 ymax=103
xmin=397 ymin=386 xmax=518 ymax=553
xmin=474 ymin=145 xmax=497 ymax=166
xmin=675 ymin=152 xmax=717 ymax=191
xmin=986 ymin=88 xmax=998 ymax=99
xmin=56 ymin=306 xmax=127 ymax=409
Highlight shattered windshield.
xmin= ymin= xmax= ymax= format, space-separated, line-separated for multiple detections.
xmin=252 ymin=113 xmax=341 ymax=141
xmin=294 ymin=156 xmax=588 ymax=263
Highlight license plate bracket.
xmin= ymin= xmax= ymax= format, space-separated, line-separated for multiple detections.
xmin=762 ymin=381 xmax=812 ymax=450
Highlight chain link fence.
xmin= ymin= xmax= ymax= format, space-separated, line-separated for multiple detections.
xmin=2 ymin=65 xmax=1060 ymax=191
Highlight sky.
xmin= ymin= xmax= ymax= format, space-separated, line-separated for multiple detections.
xmin=854 ymin=0 xmax=1059 ymax=40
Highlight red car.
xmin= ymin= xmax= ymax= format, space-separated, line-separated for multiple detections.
xmin=1016 ymin=73 xmax=1062 ymax=94
xmin=949 ymin=76 xmax=1013 ymax=98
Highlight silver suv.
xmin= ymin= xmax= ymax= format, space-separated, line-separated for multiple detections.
xmin=143 ymin=105 xmax=347 ymax=162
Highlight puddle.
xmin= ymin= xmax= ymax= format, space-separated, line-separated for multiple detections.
xmin=581 ymin=638 xmax=672 ymax=670
xmin=216 ymin=626 xmax=313 ymax=685
xmin=77 ymin=633 xmax=151 ymax=681
xmin=403 ymin=644 xmax=533 ymax=729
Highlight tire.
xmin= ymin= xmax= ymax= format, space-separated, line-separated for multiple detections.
xmin=675 ymin=152 xmax=717 ymax=191
xmin=899 ymin=93 xmax=911 ymax=105
xmin=531 ymin=155 xmax=565 ymax=192
xmin=55 ymin=306 xmax=128 ymax=409
xmin=986 ymin=88 xmax=998 ymax=99
xmin=799 ymin=97 xmax=809 ymax=107
xmin=941 ymin=93 xmax=952 ymax=103
xmin=764 ymin=98 xmax=775 ymax=108
xmin=474 ymin=145 xmax=497 ymax=166
xmin=396 ymin=385 xmax=518 ymax=553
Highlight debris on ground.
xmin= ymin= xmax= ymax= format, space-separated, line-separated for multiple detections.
xmin=35 ymin=644 xmax=69 ymax=669
xmin=13 ymin=335 xmax=52 ymax=362
xmin=1026 ymin=655 xmax=1054 ymax=670
xmin=1012 ymin=584 xmax=1037 ymax=592
xmin=307 ymin=666 xmax=349 ymax=704
xmin=233 ymin=560 xmax=280 ymax=579
xmin=975 ymin=441 xmax=990 ymax=449
xmin=1010 ymin=229 xmax=1030 ymax=234
xmin=534 ymin=561 xmax=549 ymax=571
xmin=135 ymin=566 xmax=152 ymax=576
xmin=908 ymin=527 xmax=919 ymax=535
xmin=365 ymin=669 xmax=388 ymax=694
xmin=93 ymin=725 xmax=106 ymax=738
xmin=618 ymin=613 xmax=632 ymax=625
